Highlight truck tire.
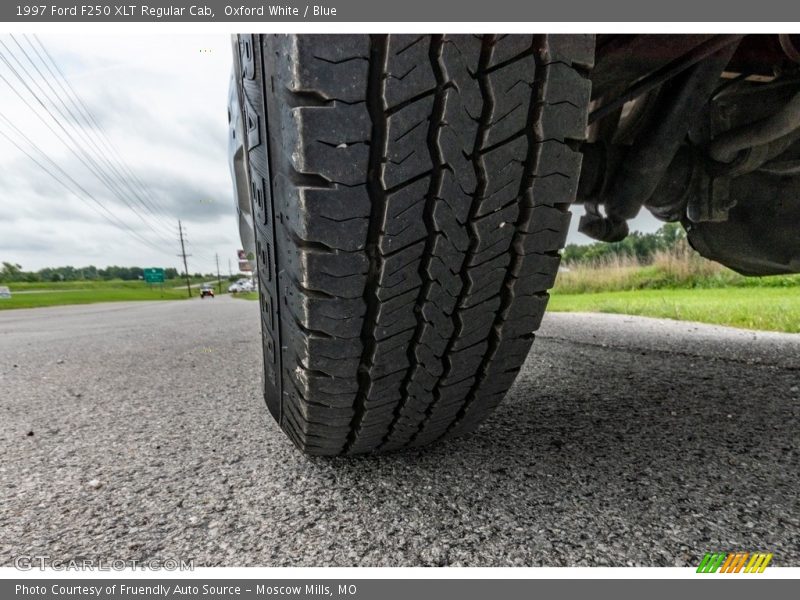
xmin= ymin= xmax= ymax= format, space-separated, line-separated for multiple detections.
xmin=234 ymin=34 xmax=593 ymax=455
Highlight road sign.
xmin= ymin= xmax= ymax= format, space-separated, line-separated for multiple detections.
xmin=143 ymin=268 xmax=165 ymax=284
xmin=237 ymin=249 xmax=254 ymax=272
xmin=0 ymin=286 xmax=10 ymax=299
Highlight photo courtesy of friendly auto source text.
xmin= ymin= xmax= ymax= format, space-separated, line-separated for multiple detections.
xmin=1 ymin=0 xmax=799 ymax=596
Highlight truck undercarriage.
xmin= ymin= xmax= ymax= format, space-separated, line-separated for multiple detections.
xmin=579 ymin=34 xmax=800 ymax=275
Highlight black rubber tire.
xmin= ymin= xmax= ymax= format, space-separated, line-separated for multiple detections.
xmin=235 ymin=34 xmax=593 ymax=455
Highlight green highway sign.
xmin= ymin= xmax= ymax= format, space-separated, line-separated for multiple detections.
xmin=143 ymin=268 xmax=165 ymax=284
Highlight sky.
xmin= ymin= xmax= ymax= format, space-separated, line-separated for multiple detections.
xmin=0 ymin=34 xmax=662 ymax=274
xmin=0 ymin=34 xmax=237 ymax=275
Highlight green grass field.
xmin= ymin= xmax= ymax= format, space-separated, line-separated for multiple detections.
xmin=5 ymin=277 xmax=210 ymax=291
xmin=4 ymin=243 xmax=799 ymax=333
xmin=230 ymin=291 xmax=258 ymax=301
xmin=549 ymin=243 xmax=800 ymax=333
xmin=0 ymin=279 xmax=219 ymax=310
xmin=549 ymin=287 xmax=800 ymax=333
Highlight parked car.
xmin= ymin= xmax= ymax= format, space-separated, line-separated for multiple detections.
xmin=228 ymin=279 xmax=254 ymax=293
xmin=200 ymin=284 xmax=215 ymax=298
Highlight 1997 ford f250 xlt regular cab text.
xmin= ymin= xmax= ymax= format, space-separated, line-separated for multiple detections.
xmin=227 ymin=34 xmax=800 ymax=455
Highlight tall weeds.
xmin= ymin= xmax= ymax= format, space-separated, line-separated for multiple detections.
xmin=555 ymin=240 xmax=800 ymax=294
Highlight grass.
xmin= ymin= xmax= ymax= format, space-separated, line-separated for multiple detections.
xmin=551 ymin=243 xmax=800 ymax=333
xmin=3 ymin=244 xmax=798 ymax=332
xmin=549 ymin=287 xmax=800 ymax=333
xmin=5 ymin=277 xmax=210 ymax=291
xmin=231 ymin=291 xmax=258 ymax=301
xmin=555 ymin=244 xmax=800 ymax=294
xmin=0 ymin=279 xmax=213 ymax=310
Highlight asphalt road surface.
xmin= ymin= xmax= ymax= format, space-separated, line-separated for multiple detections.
xmin=1 ymin=297 xmax=798 ymax=567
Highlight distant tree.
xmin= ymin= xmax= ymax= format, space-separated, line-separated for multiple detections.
xmin=80 ymin=265 xmax=98 ymax=280
xmin=659 ymin=222 xmax=686 ymax=246
xmin=0 ymin=263 xmax=190 ymax=283
xmin=562 ymin=223 xmax=687 ymax=264
xmin=0 ymin=262 xmax=23 ymax=282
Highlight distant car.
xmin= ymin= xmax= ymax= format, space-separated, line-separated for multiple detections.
xmin=200 ymin=284 xmax=215 ymax=298
xmin=229 ymin=279 xmax=254 ymax=293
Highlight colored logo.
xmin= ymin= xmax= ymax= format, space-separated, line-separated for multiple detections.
xmin=696 ymin=552 xmax=773 ymax=573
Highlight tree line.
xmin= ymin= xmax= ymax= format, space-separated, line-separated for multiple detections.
xmin=0 ymin=263 xmax=196 ymax=283
xmin=2 ymin=223 xmax=686 ymax=282
xmin=562 ymin=222 xmax=686 ymax=264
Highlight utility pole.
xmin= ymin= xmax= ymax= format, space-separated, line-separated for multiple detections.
xmin=177 ymin=219 xmax=192 ymax=298
xmin=215 ymin=253 xmax=222 ymax=294
xmin=228 ymin=258 xmax=232 ymax=278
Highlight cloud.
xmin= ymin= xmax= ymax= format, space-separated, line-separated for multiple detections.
xmin=0 ymin=33 xmax=238 ymax=273
xmin=137 ymin=166 xmax=234 ymax=221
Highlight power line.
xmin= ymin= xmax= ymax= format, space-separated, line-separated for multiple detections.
xmin=0 ymin=40 xmax=176 ymax=244
xmin=18 ymin=37 xmax=176 ymax=238
xmin=0 ymin=40 xmax=177 ymax=245
xmin=0 ymin=36 xmax=228 ymax=271
xmin=0 ymin=113 xmax=176 ymax=256
xmin=24 ymin=34 xmax=178 ymax=232
xmin=185 ymin=240 xmax=218 ymax=267
xmin=0 ymin=55 xmax=176 ymax=251
xmin=9 ymin=34 xmax=177 ymax=238
xmin=31 ymin=35 xmax=173 ymax=220
xmin=177 ymin=221 xmax=219 ymax=268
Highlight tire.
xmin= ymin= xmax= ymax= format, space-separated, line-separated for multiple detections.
xmin=234 ymin=34 xmax=593 ymax=455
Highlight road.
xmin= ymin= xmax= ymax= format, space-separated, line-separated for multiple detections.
xmin=0 ymin=297 xmax=798 ymax=567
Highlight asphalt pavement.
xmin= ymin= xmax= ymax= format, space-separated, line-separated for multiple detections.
xmin=0 ymin=297 xmax=798 ymax=567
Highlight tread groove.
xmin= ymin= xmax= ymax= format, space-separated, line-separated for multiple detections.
xmin=381 ymin=35 xmax=446 ymax=450
xmin=344 ymin=35 xmax=390 ymax=454
xmin=439 ymin=35 xmax=546 ymax=440
xmin=406 ymin=34 xmax=497 ymax=446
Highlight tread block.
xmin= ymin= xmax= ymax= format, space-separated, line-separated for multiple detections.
xmin=291 ymin=35 xmax=370 ymax=102
xmin=280 ymin=185 xmax=370 ymax=252
xmin=489 ymin=34 xmax=534 ymax=68
xmin=291 ymin=105 xmax=370 ymax=185
xmin=385 ymin=35 xmax=436 ymax=108
xmin=484 ymin=54 xmax=537 ymax=146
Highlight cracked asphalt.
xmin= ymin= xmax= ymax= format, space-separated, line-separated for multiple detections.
xmin=1 ymin=297 xmax=798 ymax=566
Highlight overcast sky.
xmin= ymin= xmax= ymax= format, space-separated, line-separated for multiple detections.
xmin=0 ymin=34 xmax=236 ymax=274
xmin=0 ymin=34 xmax=661 ymax=274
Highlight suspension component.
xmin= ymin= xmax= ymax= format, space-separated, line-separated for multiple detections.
xmin=578 ymin=42 xmax=739 ymax=242
xmin=708 ymin=91 xmax=800 ymax=163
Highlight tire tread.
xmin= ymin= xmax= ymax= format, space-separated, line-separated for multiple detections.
xmin=238 ymin=34 xmax=593 ymax=455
